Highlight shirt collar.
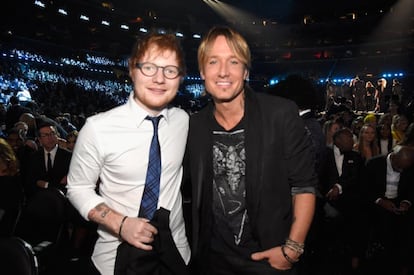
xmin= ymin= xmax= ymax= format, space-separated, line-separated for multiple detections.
xmin=127 ymin=92 xmax=170 ymax=127
xmin=44 ymin=144 xmax=58 ymax=155
xmin=333 ymin=145 xmax=343 ymax=156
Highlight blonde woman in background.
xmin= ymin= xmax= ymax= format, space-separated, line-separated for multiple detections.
xmin=374 ymin=78 xmax=387 ymax=113
xmin=354 ymin=123 xmax=380 ymax=162
xmin=391 ymin=114 xmax=409 ymax=144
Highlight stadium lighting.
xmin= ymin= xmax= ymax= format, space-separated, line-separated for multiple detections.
xmin=34 ymin=0 xmax=45 ymax=8
xmin=58 ymin=8 xmax=68 ymax=15
xmin=80 ymin=15 xmax=90 ymax=21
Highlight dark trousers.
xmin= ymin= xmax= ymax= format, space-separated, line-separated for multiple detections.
xmin=200 ymin=252 xmax=297 ymax=275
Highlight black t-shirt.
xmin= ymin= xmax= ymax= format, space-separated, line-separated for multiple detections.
xmin=210 ymin=117 xmax=260 ymax=258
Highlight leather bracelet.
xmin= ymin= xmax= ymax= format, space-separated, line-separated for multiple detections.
xmin=281 ymin=245 xmax=299 ymax=264
xmin=118 ymin=216 xmax=128 ymax=239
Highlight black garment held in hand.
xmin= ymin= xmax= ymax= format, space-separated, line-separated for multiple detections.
xmin=114 ymin=208 xmax=189 ymax=275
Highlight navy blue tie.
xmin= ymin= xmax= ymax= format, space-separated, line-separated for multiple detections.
xmin=139 ymin=116 xmax=162 ymax=219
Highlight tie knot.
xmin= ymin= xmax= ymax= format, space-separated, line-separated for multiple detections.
xmin=146 ymin=115 xmax=162 ymax=129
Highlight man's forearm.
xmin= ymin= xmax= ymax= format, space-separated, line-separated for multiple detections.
xmin=88 ymin=203 xmax=124 ymax=237
xmin=289 ymin=193 xmax=316 ymax=243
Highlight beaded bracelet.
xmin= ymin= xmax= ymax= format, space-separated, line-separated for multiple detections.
xmin=281 ymin=245 xmax=299 ymax=264
xmin=118 ymin=216 xmax=128 ymax=239
xmin=285 ymin=238 xmax=305 ymax=255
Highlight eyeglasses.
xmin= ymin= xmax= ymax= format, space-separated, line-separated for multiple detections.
xmin=135 ymin=62 xmax=181 ymax=79
xmin=39 ymin=132 xmax=57 ymax=138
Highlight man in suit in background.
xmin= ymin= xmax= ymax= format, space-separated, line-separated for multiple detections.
xmin=364 ymin=145 xmax=414 ymax=275
xmin=319 ymin=128 xmax=365 ymax=274
xmin=26 ymin=121 xmax=71 ymax=197
xmin=17 ymin=121 xmax=74 ymax=257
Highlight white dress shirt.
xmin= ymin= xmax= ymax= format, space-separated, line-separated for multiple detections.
xmin=385 ymin=153 xmax=400 ymax=199
xmin=44 ymin=145 xmax=58 ymax=170
xmin=333 ymin=145 xmax=344 ymax=193
xmin=67 ymin=92 xmax=190 ymax=275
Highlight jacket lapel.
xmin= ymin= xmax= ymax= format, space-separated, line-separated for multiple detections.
xmin=244 ymin=88 xmax=264 ymax=224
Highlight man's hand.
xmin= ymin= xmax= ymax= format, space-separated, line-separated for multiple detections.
xmin=251 ymin=246 xmax=292 ymax=271
xmin=120 ymin=217 xmax=158 ymax=251
xmin=326 ymin=185 xmax=340 ymax=201
xmin=36 ymin=180 xmax=48 ymax=188
xmin=378 ymin=198 xmax=399 ymax=213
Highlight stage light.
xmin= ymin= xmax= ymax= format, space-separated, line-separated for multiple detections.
xmin=34 ymin=0 xmax=45 ymax=8
xmin=101 ymin=20 xmax=110 ymax=26
xmin=58 ymin=9 xmax=68 ymax=16
xmin=139 ymin=28 xmax=148 ymax=33
xmin=120 ymin=24 xmax=129 ymax=30
xmin=176 ymin=32 xmax=184 ymax=37
xmin=192 ymin=34 xmax=201 ymax=39
xmin=80 ymin=15 xmax=90 ymax=21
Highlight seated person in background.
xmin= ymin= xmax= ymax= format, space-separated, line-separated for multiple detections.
xmin=363 ymin=145 xmax=414 ymax=275
xmin=377 ymin=123 xmax=396 ymax=155
xmin=319 ymin=128 xmax=365 ymax=273
xmin=391 ymin=114 xmax=409 ymax=144
xmin=13 ymin=121 xmax=38 ymax=151
xmin=26 ymin=122 xmax=71 ymax=197
xmin=60 ymin=130 xmax=79 ymax=152
xmin=354 ymin=123 xmax=380 ymax=162
xmin=399 ymin=122 xmax=414 ymax=147
xmin=323 ymin=119 xmax=341 ymax=148
xmin=0 ymin=137 xmax=24 ymax=237
xmin=6 ymin=127 xmax=37 ymax=189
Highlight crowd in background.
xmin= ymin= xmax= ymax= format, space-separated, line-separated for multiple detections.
xmin=1 ymin=43 xmax=414 ymax=275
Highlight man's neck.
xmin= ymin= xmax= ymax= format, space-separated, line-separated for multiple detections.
xmin=214 ymin=97 xmax=245 ymax=131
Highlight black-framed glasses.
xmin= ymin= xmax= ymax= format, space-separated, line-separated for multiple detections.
xmin=135 ymin=62 xmax=181 ymax=79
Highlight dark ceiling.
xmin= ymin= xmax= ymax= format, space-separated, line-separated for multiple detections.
xmin=1 ymin=0 xmax=413 ymax=79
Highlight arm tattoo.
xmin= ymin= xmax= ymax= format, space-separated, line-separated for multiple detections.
xmin=90 ymin=203 xmax=111 ymax=219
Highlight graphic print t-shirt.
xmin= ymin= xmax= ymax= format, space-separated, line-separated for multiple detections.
xmin=210 ymin=118 xmax=259 ymax=258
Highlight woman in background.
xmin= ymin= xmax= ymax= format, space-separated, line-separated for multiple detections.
xmin=354 ymin=124 xmax=380 ymax=162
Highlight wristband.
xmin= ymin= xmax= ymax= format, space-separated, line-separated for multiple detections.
xmin=118 ymin=216 xmax=128 ymax=239
xmin=281 ymin=245 xmax=299 ymax=264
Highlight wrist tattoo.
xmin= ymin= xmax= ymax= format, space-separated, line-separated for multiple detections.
xmin=101 ymin=208 xmax=111 ymax=218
